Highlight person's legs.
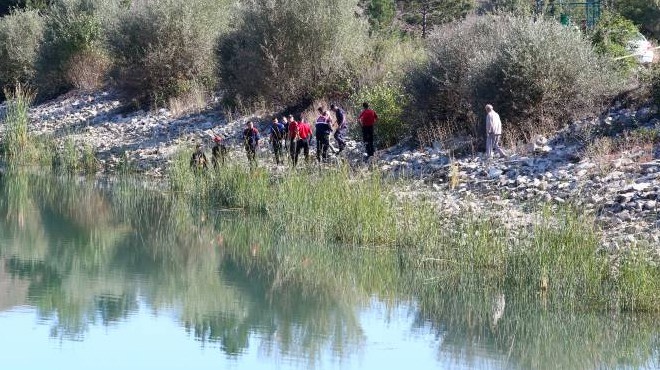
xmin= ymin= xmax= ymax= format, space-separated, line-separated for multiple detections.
xmin=322 ymin=136 xmax=329 ymax=160
xmin=303 ymin=141 xmax=310 ymax=162
xmin=362 ymin=125 xmax=374 ymax=157
xmin=493 ymin=134 xmax=508 ymax=157
xmin=334 ymin=129 xmax=345 ymax=153
xmin=486 ymin=134 xmax=494 ymax=159
xmin=273 ymin=141 xmax=282 ymax=164
xmin=316 ymin=137 xmax=322 ymax=162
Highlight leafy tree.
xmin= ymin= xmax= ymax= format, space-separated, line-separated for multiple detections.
xmin=366 ymin=0 xmax=395 ymax=32
xmin=398 ymin=0 xmax=474 ymax=38
xmin=613 ymin=0 xmax=660 ymax=39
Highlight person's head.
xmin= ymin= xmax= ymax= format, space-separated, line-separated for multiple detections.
xmin=317 ymin=106 xmax=324 ymax=114
xmin=282 ymin=116 xmax=288 ymax=123
xmin=246 ymin=120 xmax=254 ymax=129
xmin=485 ymin=104 xmax=493 ymax=112
xmin=213 ymin=135 xmax=222 ymax=143
xmin=288 ymin=114 xmax=295 ymax=122
xmin=272 ymin=117 xmax=278 ymax=124
xmin=330 ymin=104 xmax=336 ymax=110
xmin=362 ymin=102 xmax=369 ymax=109
xmin=324 ymin=110 xmax=329 ymax=117
xmin=196 ymin=143 xmax=203 ymax=150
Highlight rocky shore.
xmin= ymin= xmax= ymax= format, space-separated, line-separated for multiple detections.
xmin=2 ymin=89 xmax=660 ymax=256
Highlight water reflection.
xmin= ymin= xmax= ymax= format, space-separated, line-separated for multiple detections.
xmin=0 ymin=171 xmax=658 ymax=369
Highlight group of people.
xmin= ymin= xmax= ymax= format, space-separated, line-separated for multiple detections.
xmin=191 ymin=102 xmax=379 ymax=169
xmin=191 ymin=102 xmax=507 ymax=170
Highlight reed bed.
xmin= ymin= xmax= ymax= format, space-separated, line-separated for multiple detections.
xmin=168 ymin=154 xmax=660 ymax=313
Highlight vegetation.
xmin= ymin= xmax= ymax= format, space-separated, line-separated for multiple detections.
xmin=406 ymin=14 xmax=621 ymax=145
xmin=0 ymin=9 xmax=44 ymax=98
xmin=399 ymin=0 xmax=474 ymax=38
xmin=591 ymin=11 xmax=641 ymax=73
xmin=36 ymin=0 xmax=114 ymax=97
xmin=614 ymin=0 xmax=660 ymax=39
xmin=218 ymin=0 xmax=369 ymax=108
xmin=107 ymin=0 xmax=231 ymax=106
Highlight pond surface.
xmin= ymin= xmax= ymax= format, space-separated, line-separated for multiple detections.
xmin=0 ymin=172 xmax=658 ymax=370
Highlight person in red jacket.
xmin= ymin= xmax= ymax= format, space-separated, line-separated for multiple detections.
xmin=287 ymin=114 xmax=299 ymax=163
xmin=294 ymin=117 xmax=312 ymax=167
xmin=358 ymin=102 xmax=378 ymax=159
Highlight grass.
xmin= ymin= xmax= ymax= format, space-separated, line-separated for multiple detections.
xmin=1 ymin=85 xmax=99 ymax=174
xmin=168 ymin=151 xmax=660 ymax=313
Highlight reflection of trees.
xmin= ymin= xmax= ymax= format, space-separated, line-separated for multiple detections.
xmin=0 ymin=170 xmax=657 ymax=368
xmin=413 ymin=281 xmax=660 ymax=370
xmin=0 ymin=172 xmax=367 ymax=362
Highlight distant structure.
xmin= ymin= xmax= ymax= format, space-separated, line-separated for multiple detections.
xmin=537 ymin=0 xmax=602 ymax=29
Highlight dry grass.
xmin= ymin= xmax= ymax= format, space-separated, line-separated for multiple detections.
xmin=167 ymin=85 xmax=209 ymax=118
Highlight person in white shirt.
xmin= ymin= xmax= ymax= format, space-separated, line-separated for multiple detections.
xmin=485 ymin=104 xmax=508 ymax=159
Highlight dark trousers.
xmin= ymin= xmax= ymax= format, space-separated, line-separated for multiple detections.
xmin=294 ymin=139 xmax=309 ymax=166
xmin=289 ymin=139 xmax=297 ymax=162
xmin=362 ymin=125 xmax=374 ymax=157
xmin=334 ymin=128 xmax=346 ymax=152
xmin=316 ymin=135 xmax=330 ymax=162
xmin=245 ymin=144 xmax=257 ymax=164
xmin=212 ymin=144 xmax=227 ymax=168
xmin=272 ymin=140 xmax=283 ymax=164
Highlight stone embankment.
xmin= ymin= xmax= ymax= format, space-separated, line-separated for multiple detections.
xmin=1 ymin=89 xmax=659 ymax=256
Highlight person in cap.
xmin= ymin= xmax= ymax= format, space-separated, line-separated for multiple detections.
xmin=211 ymin=134 xmax=227 ymax=168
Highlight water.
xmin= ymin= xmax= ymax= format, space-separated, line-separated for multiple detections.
xmin=0 ymin=172 xmax=658 ymax=370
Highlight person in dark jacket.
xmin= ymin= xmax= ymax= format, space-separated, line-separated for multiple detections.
xmin=330 ymin=104 xmax=346 ymax=154
xmin=243 ymin=121 xmax=260 ymax=165
xmin=211 ymin=135 xmax=227 ymax=168
xmin=190 ymin=144 xmax=208 ymax=170
xmin=270 ymin=117 xmax=286 ymax=165
xmin=315 ymin=107 xmax=333 ymax=162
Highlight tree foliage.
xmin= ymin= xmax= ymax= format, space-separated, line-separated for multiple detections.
xmin=614 ymin=0 xmax=660 ymax=39
xmin=398 ymin=0 xmax=474 ymax=38
xmin=218 ymin=0 xmax=369 ymax=108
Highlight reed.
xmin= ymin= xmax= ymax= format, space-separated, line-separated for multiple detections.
xmin=167 ymin=153 xmax=660 ymax=313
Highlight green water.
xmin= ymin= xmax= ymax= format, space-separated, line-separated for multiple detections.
xmin=0 ymin=171 xmax=658 ymax=370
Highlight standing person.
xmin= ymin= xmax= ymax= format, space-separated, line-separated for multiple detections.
xmin=358 ymin=102 xmax=378 ymax=159
xmin=330 ymin=104 xmax=346 ymax=154
xmin=190 ymin=143 xmax=208 ymax=170
xmin=315 ymin=107 xmax=333 ymax=162
xmin=485 ymin=104 xmax=508 ymax=159
xmin=294 ymin=117 xmax=312 ymax=166
xmin=269 ymin=117 xmax=286 ymax=165
xmin=211 ymin=135 xmax=227 ymax=168
xmin=243 ymin=120 xmax=260 ymax=165
xmin=287 ymin=114 xmax=299 ymax=164
xmin=281 ymin=116 xmax=290 ymax=151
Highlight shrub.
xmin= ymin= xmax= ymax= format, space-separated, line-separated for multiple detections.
xmin=652 ymin=65 xmax=660 ymax=107
xmin=218 ymin=0 xmax=369 ymax=108
xmin=108 ymin=0 xmax=230 ymax=106
xmin=407 ymin=14 xmax=621 ymax=144
xmin=590 ymin=11 xmax=640 ymax=73
xmin=36 ymin=0 xmax=115 ymax=97
xmin=615 ymin=0 xmax=660 ymax=40
xmin=352 ymin=82 xmax=408 ymax=147
xmin=0 ymin=9 xmax=44 ymax=97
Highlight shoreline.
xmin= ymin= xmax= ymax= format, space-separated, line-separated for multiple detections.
xmin=2 ymin=89 xmax=660 ymax=256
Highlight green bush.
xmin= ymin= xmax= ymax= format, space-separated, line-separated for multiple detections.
xmin=36 ymin=0 xmax=115 ymax=97
xmin=590 ymin=11 xmax=640 ymax=73
xmin=352 ymin=82 xmax=407 ymax=147
xmin=652 ymin=66 xmax=660 ymax=106
xmin=1 ymin=85 xmax=34 ymax=161
xmin=407 ymin=14 xmax=621 ymax=143
xmin=218 ymin=0 xmax=369 ymax=108
xmin=0 ymin=9 xmax=44 ymax=96
xmin=108 ymin=0 xmax=231 ymax=106
xmin=615 ymin=0 xmax=660 ymax=40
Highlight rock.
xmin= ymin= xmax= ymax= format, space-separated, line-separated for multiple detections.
xmin=487 ymin=167 xmax=503 ymax=179
xmin=643 ymin=200 xmax=657 ymax=211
